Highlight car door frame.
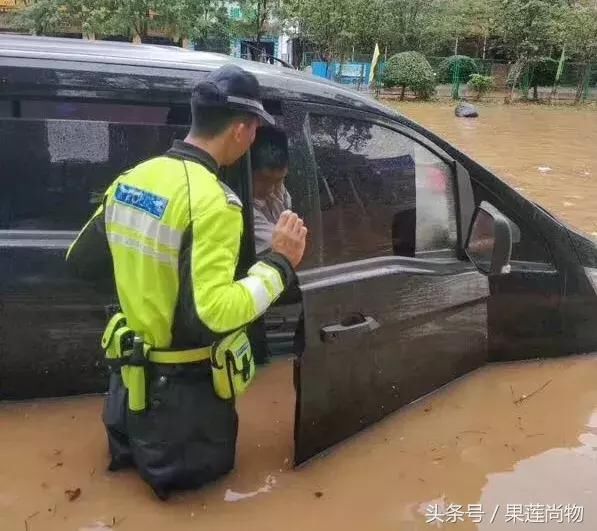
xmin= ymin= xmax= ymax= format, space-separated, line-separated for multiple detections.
xmin=288 ymin=102 xmax=497 ymax=464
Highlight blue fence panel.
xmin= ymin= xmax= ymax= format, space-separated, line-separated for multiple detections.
xmin=312 ymin=61 xmax=335 ymax=79
xmin=311 ymin=61 xmax=384 ymax=87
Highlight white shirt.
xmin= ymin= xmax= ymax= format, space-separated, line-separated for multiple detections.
xmin=253 ymin=185 xmax=292 ymax=255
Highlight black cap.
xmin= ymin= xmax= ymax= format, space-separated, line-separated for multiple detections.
xmin=192 ymin=64 xmax=275 ymax=125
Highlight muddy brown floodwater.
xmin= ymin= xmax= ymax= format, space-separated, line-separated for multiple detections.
xmin=397 ymin=102 xmax=597 ymax=236
xmin=2 ymin=103 xmax=597 ymax=531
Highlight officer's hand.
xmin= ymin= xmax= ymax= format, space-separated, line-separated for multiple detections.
xmin=272 ymin=210 xmax=307 ymax=268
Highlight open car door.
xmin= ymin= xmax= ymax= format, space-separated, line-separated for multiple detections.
xmin=293 ymin=203 xmax=514 ymax=464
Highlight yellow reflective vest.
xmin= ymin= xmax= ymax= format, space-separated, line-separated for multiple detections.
xmin=66 ymin=140 xmax=295 ymax=350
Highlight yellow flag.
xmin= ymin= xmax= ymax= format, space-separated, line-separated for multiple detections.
xmin=368 ymin=43 xmax=381 ymax=86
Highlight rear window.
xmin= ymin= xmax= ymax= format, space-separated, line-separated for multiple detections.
xmin=19 ymin=99 xmax=187 ymax=125
xmin=0 ymin=100 xmax=11 ymax=118
xmin=0 ymin=98 xmax=189 ymax=230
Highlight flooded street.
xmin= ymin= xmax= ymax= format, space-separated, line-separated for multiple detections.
xmin=2 ymin=103 xmax=597 ymax=531
xmin=397 ymin=102 xmax=597 ymax=236
xmin=3 ymin=357 xmax=597 ymax=530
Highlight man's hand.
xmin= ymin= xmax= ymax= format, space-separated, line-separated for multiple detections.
xmin=272 ymin=210 xmax=307 ymax=268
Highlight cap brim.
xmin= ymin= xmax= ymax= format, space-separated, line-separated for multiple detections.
xmin=252 ymin=107 xmax=275 ymax=126
xmin=224 ymin=95 xmax=276 ymax=125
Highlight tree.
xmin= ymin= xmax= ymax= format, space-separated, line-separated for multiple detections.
xmin=231 ymin=0 xmax=287 ymax=59
xmin=161 ymin=0 xmax=231 ymax=48
xmin=13 ymin=0 xmax=72 ymax=35
xmin=379 ymin=0 xmax=442 ymax=54
xmin=556 ymin=2 xmax=597 ymax=103
xmin=382 ymin=51 xmax=436 ymax=100
xmin=68 ymin=0 xmax=114 ymax=40
xmin=494 ymin=0 xmax=563 ymax=102
xmin=102 ymin=0 xmax=167 ymax=43
xmin=284 ymin=0 xmax=349 ymax=60
xmin=449 ymin=0 xmax=499 ymax=59
xmin=16 ymin=0 xmax=170 ymax=42
xmin=285 ymin=0 xmax=381 ymax=61
xmin=437 ymin=55 xmax=479 ymax=84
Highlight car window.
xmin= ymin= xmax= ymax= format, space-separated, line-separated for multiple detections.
xmin=268 ymin=106 xmax=324 ymax=270
xmin=0 ymin=99 xmax=188 ymax=231
xmin=20 ymin=100 xmax=175 ymax=125
xmin=309 ymin=114 xmax=458 ymax=266
xmin=0 ymin=100 xmax=12 ymax=118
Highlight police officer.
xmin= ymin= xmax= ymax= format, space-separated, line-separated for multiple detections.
xmin=66 ymin=65 xmax=307 ymax=499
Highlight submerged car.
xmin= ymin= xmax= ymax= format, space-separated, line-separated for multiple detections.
xmin=1 ymin=35 xmax=597 ymax=465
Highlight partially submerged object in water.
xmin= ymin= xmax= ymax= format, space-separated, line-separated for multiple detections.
xmin=455 ymin=102 xmax=479 ymax=118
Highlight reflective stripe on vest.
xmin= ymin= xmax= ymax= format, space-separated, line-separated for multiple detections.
xmin=106 ymin=203 xmax=183 ymax=250
xmin=238 ymin=276 xmax=270 ymax=315
xmin=107 ymin=232 xmax=177 ymax=266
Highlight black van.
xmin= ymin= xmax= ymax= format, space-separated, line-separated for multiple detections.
xmin=2 ymin=35 xmax=597 ymax=464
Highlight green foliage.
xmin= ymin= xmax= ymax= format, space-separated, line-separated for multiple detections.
xmin=494 ymin=0 xmax=563 ymax=62
xmin=161 ymin=0 xmax=231 ymax=43
xmin=14 ymin=0 xmax=237 ymax=44
xmin=453 ymin=0 xmax=499 ymax=44
xmin=437 ymin=55 xmax=478 ymax=84
xmin=232 ymin=0 xmax=284 ymax=46
xmin=284 ymin=0 xmax=379 ymax=58
xmin=467 ymin=73 xmax=493 ymax=99
xmin=382 ymin=51 xmax=436 ymax=99
xmin=10 ymin=0 xmax=597 ymax=71
xmin=556 ymin=3 xmax=597 ymax=64
xmin=379 ymin=0 xmax=443 ymax=54
xmin=15 ymin=0 xmax=171 ymax=41
xmin=13 ymin=0 xmax=71 ymax=35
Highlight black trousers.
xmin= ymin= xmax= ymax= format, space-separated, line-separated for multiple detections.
xmin=102 ymin=364 xmax=238 ymax=497
xmin=102 ymin=371 xmax=134 ymax=470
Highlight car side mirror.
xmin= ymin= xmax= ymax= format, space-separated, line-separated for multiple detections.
xmin=465 ymin=201 xmax=512 ymax=276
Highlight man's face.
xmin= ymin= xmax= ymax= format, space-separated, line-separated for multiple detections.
xmin=253 ymin=167 xmax=288 ymax=200
xmin=222 ymin=118 xmax=259 ymax=165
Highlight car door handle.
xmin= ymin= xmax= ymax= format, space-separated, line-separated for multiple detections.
xmin=320 ymin=316 xmax=380 ymax=343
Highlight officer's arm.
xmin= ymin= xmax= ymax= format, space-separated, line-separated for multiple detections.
xmin=65 ymin=193 xmax=113 ymax=282
xmin=191 ymin=202 xmax=295 ymax=334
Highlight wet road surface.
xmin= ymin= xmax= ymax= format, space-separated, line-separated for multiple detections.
xmin=2 ymin=356 xmax=597 ymax=530
xmin=397 ymin=102 xmax=597 ymax=236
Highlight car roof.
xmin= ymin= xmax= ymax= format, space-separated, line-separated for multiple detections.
xmin=0 ymin=34 xmax=398 ymax=120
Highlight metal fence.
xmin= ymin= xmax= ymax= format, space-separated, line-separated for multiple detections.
xmin=304 ymin=52 xmax=597 ymax=103
xmin=311 ymin=61 xmax=373 ymax=90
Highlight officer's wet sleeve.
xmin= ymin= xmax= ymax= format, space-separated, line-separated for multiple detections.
xmin=66 ymin=195 xmax=113 ymax=283
xmin=191 ymin=202 xmax=296 ymax=334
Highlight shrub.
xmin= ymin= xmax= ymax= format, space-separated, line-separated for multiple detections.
xmin=467 ymin=74 xmax=493 ymax=100
xmin=382 ymin=51 xmax=436 ymax=100
xmin=437 ymin=55 xmax=478 ymax=84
